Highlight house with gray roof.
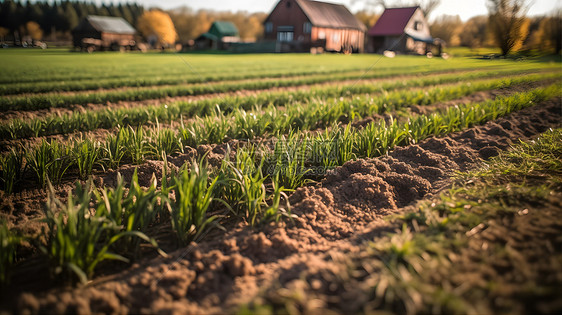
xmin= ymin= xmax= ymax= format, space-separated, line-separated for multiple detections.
xmin=72 ymin=15 xmax=137 ymax=51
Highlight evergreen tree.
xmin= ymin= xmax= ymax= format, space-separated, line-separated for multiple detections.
xmin=63 ymin=1 xmax=79 ymax=30
xmin=119 ymin=3 xmax=134 ymax=24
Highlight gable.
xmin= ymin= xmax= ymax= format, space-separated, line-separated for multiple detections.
xmin=265 ymin=0 xmax=365 ymax=31
xmin=264 ymin=0 xmax=311 ymax=25
xmin=209 ymin=21 xmax=239 ymax=37
xmin=368 ymin=7 xmax=419 ymax=36
xmin=403 ymin=9 xmax=431 ymax=40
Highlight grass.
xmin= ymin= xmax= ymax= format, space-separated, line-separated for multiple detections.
xmin=1 ymin=83 xmax=558 ymax=195
xmin=0 ymin=221 xmax=21 ymax=285
xmin=0 ymin=49 xmax=523 ymax=85
xmin=1 ymin=51 xmax=561 ymax=296
xmin=42 ymin=176 xmax=166 ymax=284
xmin=168 ymin=159 xmax=223 ymax=246
xmin=2 ymin=68 xmax=557 ymax=140
xmin=362 ymin=128 xmax=562 ymax=314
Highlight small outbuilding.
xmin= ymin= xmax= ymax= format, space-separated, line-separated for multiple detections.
xmin=263 ymin=0 xmax=366 ymax=53
xmin=72 ymin=15 xmax=136 ymax=52
xmin=367 ymin=6 xmax=435 ymax=54
xmin=195 ymin=21 xmax=240 ymax=50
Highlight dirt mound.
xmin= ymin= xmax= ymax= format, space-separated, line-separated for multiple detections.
xmin=11 ymin=98 xmax=562 ymax=314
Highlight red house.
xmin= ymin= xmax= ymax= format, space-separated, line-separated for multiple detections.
xmin=263 ymin=0 xmax=367 ymax=53
xmin=367 ymin=7 xmax=434 ymax=54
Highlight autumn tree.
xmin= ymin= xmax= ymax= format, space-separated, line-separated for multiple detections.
xmin=355 ymin=10 xmax=379 ymax=29
xmin=168 ymin=8 xmax=266 ymax=42
xmin=137 ymin=9 xmax=178 ymax=47
xmin=487 ymin=0 xmax=530 ymax=55
xmin=459 ymin=15 xmax=491 ymax=48
xmin=25 ymin=21 xmax=43 ymax=40
xmin=430 ymin=14 xmax=462 ymax=46
xmin=536 ymin=11 xmax=562 ymax=54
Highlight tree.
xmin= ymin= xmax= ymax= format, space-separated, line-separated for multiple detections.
xmin=459 ymin=15 xmax=491 ymax=48
xmin=355 ymin=10 xmax=380 ymax=29
xmin=119 ymin=4 xmax=134 ymax=25
xmin=137 ymin=10 xmax=178 ymax=46
xmin=63 ymin=1 xmax=79 ymax=30
xmin=537 ymin=11 xmax=562 ymax=54
xmin=354 ymin=0 xmax=440 ymax=18
xmin=487 ymin=0 xmax=530 ymax=55
xmin=430 ymin=14 xmax=462 ymax=46
xmin=25 ymin=21 xmax=43 ymax=40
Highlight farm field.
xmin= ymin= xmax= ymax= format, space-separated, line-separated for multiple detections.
xmin=0 ymin=49 xmax=561 ymax=314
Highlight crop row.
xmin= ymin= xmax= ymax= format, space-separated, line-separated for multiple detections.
xmin=1 ymin=84 xmax=559 ymax=285
xmin=0 ymin=64 xmax=548 ymax=111
xmin=0 ymin=63 xmax=445 ymax=96
xmin=0 ymin=83 xmax=559 ymax=195
xmin=2 ymin=70 xmax=557 ymax=141
xmin=0 ymin=67 xmax=379 ymax=96
xmin=0 ymin=56 xmax=383 ymax=85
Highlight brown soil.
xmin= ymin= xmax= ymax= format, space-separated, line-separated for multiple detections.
xmin=4 ymin=97 xmax=561 ymax=314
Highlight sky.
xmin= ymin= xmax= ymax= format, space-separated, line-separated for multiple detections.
xmin=97 ymin=0 xmax=559 ymax=21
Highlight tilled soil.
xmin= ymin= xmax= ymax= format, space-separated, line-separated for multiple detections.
xmin=4 ymin=97 xmax=561 ymax=314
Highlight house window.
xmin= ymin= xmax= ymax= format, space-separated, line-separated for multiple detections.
xmin=278 ymin=31 xmax=294 ymax=41
xmin=318 ymin=31 xmax=325 ymax=39
xmin=303 ymin=22 xmax=312 ymax=34
xmin=414 ymin=21 xmax=422 ymax=31
xmin=265 ymin=22 xmax=273 ymax=33
xmin=286 ymin=1 xmax=291 ymax=8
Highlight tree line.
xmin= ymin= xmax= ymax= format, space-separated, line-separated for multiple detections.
xmin=0 ymin=0 xmax=144 ymax=42
xmin=0 ymin=0 xmax=559 ymax=55
xmin=430 ymin=10 xmax=561 ymax=55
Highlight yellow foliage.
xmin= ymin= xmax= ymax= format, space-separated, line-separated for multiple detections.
xmin=0 ymin=27 xmax=9 ymax=38
xmin=355 ymin=10 xmax=379 ymax=29
xmin=169 ymin=9 xmax=267 ymax=42
xmin=487 ymin=0 xmax=530 ymax=55
xmin=26 ymin=21 xmax=43 ymax=40
xmin=137 ymin=10 xmax=178 ymax=46
xmin=536 ymin=13 xmax=562 ymax=54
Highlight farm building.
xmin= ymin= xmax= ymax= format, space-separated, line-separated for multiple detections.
xmin=263 ymin=0 xmax=366 ymax=53
xmin=195 ymin=21 xmax=240 ymax=50
xmin=367 ymin=6 xmax=435 ymax=54
xmin=72 ymin=15 xmax=136 ymax=52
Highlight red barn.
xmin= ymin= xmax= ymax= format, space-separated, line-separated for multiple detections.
xmin=367 ymin=6 xmax=434 ymax=54
xmin=263 ymin=0 xmax=366 ymax=53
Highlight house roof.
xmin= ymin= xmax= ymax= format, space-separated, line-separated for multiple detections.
xmin=84 ymin=15 xmax=136 ymax=34
xmin=368 ymin=7 xmax=419 ymax=36
xmin=296 ymin=0 xmax=366 ymax=31
xmin=196 ymin=32 xmax=219 ymax=41
xmin=209 ymin=21 xmax=239 ymax=37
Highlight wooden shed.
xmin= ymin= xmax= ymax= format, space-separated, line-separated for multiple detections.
xmin=263 ymin=0 xmax=366 ymax=53
xmin=367 ymin=6 xmax=434 ymax=54
xmin=195 ymin=21 xmax=240 ymax=50
xmin=72 ymin=15 xmax=136 ymax=51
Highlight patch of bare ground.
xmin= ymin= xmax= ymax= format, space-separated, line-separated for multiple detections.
xmin=0 ymin=68 xmax=494 ymax=122
xmin=5 ymin=97 xmax=561 ymax=314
